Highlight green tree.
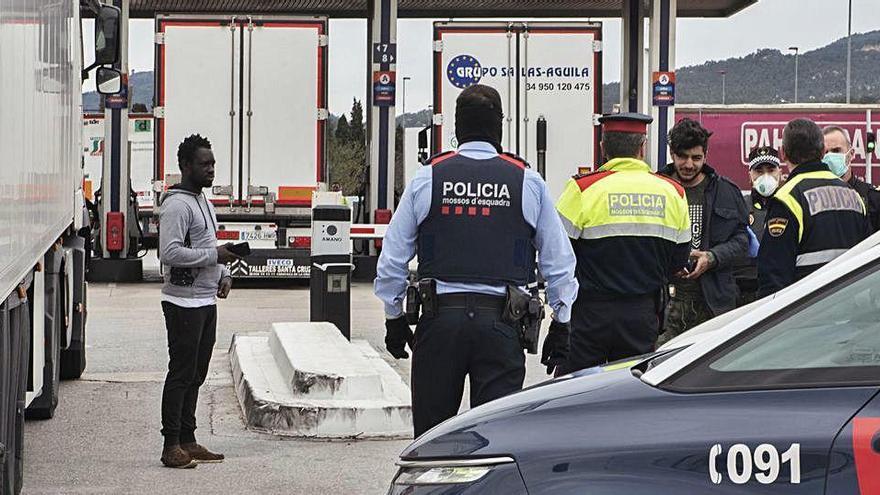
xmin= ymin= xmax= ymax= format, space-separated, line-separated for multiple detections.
xmin=395 ymin=124 xmax=405 ymax=201
xmin=327 ymin=98 xmax=367 ymax=197
xmin=349 ymin=98 xmax=365 ymax=145
xmin=335 ymin=114 xmax=350 ymax=142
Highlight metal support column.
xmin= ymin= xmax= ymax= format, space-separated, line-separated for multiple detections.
xmin=366 ymin=0 xmax=398 ymax=227
xmin=620 ymin=0 xmax=646 ymax=114
xmin=91 ymin=0 xmax=142 ymax=282
xmin=648 ymin=0 xmax=676 ymax=169
xmin=101 ymin=0 xmax=130 ymax=258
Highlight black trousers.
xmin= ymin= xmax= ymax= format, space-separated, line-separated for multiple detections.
xmin=411 ymin=295 xmax=525 ymax=437
xmin=160 ymin=302 xmax=217 ymax=447
xmin=561 ymin=293 xmax=658 ymax=375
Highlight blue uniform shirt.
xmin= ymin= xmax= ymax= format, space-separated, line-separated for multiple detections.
xmin=374 ymin=141 xmax=578 ymax=322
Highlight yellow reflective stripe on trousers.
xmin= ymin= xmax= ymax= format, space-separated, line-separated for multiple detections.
xmin=795 ymin=248 xmax=849 ymax=267
xmin=580 ymin=222 xmax=691 ymax=243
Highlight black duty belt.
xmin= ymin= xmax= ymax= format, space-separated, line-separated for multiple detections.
xmin=436 ymin=293 xmax=506 ymax=310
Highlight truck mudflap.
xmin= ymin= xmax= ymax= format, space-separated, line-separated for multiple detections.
xmin=226 ymin=248 xmax=311 ymax=279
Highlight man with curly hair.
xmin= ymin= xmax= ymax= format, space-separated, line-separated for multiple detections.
xmin=659 ymin=119 xmax=749 ymax=343
xmin=157 ymin=134 xmax=239 ymax=468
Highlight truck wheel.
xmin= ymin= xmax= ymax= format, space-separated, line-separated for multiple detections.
xmin=2 ymin=289 xmax=30 ymax=495
xmin=1 ymin=402 xmax=23 ymax=495
xmin=12 ymin=399 xmax=23 ymax=495
xmin=1 ymin=305 xmax=13 ymax=495
xmin=0 ymin=402 xmax=24 ymax=495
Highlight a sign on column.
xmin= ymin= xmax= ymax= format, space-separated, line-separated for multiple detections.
xmin=652 ymin=71 xmax=675 ymax=106
xmin=373 ymin=70 xmax=396 ymax=107
xmin=373 ymin=42 xmax=397 ymax=64
xmin=105 ymin=84 xmax=129 ymax=109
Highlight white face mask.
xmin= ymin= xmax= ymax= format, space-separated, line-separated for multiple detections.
xmin=753 ymin=173 xmax=779 ymax=197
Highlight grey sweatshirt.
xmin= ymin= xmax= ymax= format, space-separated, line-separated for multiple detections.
xmin=158 ymin=185 xmax=230 ymax=299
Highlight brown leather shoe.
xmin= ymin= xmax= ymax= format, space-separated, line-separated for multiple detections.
xmin=161 ymin=446 xmax=197 ymax=469
xmin=181 ymin=442 xmax=225 ymax=463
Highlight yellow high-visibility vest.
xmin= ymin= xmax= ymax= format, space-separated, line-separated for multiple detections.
xmin=555 ymin=157 xmax=691 ymax=245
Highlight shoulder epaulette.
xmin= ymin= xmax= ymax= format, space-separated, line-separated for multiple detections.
xmin=571 ymin=167 xmax=604 ymax=180
xmin=573 ymin=168 xmax=615 ymax=191
xmin=426 ymin=150 xmax=457 ymax=166
xmin=499 ymin=151 xmax=529 ymax=169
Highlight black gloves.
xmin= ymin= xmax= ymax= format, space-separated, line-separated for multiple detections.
xmin=541 ymin=320 xmax=570 ymax=375
xmin=385 ymin=316 xmax=415 ymax=359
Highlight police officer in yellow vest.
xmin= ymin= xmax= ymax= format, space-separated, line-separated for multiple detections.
xmin=555 ymin=113 xmax=691 ymax=374
xmin=757 ymin=119 xmax=870 ymax=297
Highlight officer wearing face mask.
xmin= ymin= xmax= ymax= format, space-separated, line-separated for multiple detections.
xmin=733 ymin=146 xmax=782 ymax=305
xmin=757 ymin=119 xmax=870 ymax=297
xmin=823 ymin=125 xmax=880 ymax=232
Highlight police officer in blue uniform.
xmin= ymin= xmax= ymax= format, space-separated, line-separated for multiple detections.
xmin=758 ymin=119 xmax=870 ymax=297
xmin=374 ymin=84 xmax=579 ymax=437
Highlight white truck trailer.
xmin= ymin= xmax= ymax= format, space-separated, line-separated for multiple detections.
xmin=0 ymin=1 xmax=120 ymax=493
xmin=154 ymin=14 xmax=328 ymax=278
xmin=432 ymin=21 xmax=603 ymax=201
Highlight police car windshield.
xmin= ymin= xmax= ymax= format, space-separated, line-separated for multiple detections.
xmin=711 ymin=266 xmax=880 ymax=371
xmin=665 ymin=258 xmax=880 ymax=392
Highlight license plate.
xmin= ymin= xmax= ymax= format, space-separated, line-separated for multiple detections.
xmin=241 ymin=230 xmax=276 ymax=241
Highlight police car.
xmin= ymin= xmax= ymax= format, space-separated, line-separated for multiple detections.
xmin=388 ymin=233 xmax=880 ymax=494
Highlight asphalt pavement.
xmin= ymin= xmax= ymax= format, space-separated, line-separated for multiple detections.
xmin=22 ymin=255 xmax=553 ymax=494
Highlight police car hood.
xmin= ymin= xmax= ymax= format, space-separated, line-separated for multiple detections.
xmin=400 ymin=234 xmax=880 ymax=461
xmin=400 ymin=365 xmax=658 ymax=460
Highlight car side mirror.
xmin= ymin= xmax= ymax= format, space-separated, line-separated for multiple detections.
xmin=94 ymin=5 xmax=121 ymax=65
xmin=83 ymin=5 xmax=121 ymax=78
xmin=96 ymin=67 xmax=122 ymax=95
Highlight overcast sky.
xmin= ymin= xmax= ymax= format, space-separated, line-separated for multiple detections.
xmin=91 ymin=0 xmax=879 ymax=115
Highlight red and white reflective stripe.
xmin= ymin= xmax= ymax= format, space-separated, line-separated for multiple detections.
xmin=350 ymin=224 xmax=388 ymax=239
xmin=853 ymin=417 xmax=880 ymax=494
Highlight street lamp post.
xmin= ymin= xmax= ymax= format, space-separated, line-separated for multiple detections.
xmin=846 ymin=0 xmax=852 ymax=104
xmin=402 ymin=76 xmax=411 ymax=118
xmin=718 ymin=70 xmax=727 ymax=104
xmin=788 ymin=46 xmax=799 ymax=103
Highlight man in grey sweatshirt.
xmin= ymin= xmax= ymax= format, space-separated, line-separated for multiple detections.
xmin=158 ymin=134 xmax=239 ymax=468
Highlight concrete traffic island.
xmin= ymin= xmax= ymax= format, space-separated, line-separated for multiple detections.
xmin=230 ymin=322 xmax=412 ymax=439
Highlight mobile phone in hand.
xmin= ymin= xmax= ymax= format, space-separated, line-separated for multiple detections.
xmin=227 ymin=242 xmax=251 ymax=257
